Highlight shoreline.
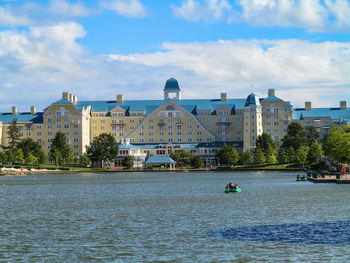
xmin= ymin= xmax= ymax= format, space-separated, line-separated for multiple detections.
xmin=0 ymin=166 xmax=305 ymax=176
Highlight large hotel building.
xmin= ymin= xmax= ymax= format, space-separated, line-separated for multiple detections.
xmin=0 ymin=78 xmax=349 ymax=165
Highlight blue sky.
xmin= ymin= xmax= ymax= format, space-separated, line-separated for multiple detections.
xmin=0 ymin=0 xmax=350 ymax=112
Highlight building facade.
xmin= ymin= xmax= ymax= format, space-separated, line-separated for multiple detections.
xmin=0 ymin=78 xmax=349 ymax=164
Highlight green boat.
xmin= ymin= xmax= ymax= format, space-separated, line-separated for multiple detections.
xmin=296 ymin=176 xmax=307 ymax=181
xmin=225 ymin=187 xmax=242 ymax=193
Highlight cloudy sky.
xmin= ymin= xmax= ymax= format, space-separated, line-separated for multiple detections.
xmin=1 ymin=0 xmax=350 ymax=112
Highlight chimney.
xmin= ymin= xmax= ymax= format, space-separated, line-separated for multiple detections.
xmin=268 ymin=89 xmax=275 ymax=96
xmin=30 ymin=106 xmax=36 ymax=115
xmin=12 ymin=106 xmax=17 ymax=115
xmin=68 ymin=93 xmax=73 ymax=102
xmin=340 ymin=101 xmax=347 ymax=110
xmin=117 ymin=94 xmax=123 ymax=103
xmin=220 ymin=93 xmax=227 ymax=101
xmin=73 ymin=95 xmax=77 ymax=103
xmin=62 ymin=92 xmax=69 ymax=100
xmin=305 ymin=101 xmax=312 ymax=111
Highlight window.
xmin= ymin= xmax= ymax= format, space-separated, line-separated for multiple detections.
xmin=188 ymin=131 xmax=192 ymax=135
xmin=37 ymin=132 xmax=41 ymax=136
xmin=37 ymin=125 xmax=42 ymax=129
xmin=73 ymin=138 xmax=78 ymax=142
xmin=47 ymin=118 xmax=52 ymax=123
xmin=306 ymin=121 xmax=311 ymax=126
xmin=64 ymin=125 xmax=69 ymax=129
xmin=274 ymin=122 xmax=279 ymax=126
xmin=74 ymin=132 xmax=78 ymax=136
xmin=48 ymin=132 xmax=52 ymax=136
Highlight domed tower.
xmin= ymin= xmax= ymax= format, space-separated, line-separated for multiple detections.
xmin=164 ymin=78 xmax=181 ymax=100
xmin=243 ymin=93 xmax=263 ymax=152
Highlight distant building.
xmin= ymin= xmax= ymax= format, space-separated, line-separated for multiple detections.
xmin=0 ymin=78 xmax=349 ymax=165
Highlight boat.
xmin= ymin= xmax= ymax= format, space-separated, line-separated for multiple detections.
xmin=296 ymin=175 xmax=307 ymax=181
xmin=225 ymin=186 xmax=242 ymax=193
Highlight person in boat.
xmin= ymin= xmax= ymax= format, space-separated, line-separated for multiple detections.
xmin=235 ymin=184 xmax=240 ymax=189
xmin=297 ymin=174 xmax=300 ymax=179
xmin=229 ymin=182 xmax=234 ymax=189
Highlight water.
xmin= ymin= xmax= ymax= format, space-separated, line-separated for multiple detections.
xmin=0 ymin=171 xmax=349 ymax=262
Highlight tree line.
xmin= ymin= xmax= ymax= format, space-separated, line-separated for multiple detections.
xmin=215 ymin=122 xmax=350 ymax=167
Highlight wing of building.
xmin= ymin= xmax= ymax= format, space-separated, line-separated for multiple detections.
xmin=0 ymin=78 xmax=349 ymax=166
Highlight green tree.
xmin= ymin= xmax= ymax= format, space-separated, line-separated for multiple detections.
xmin=12 ymin=148 xmax=24 ymax=164
xmin=25 ymin=152 xmax=37 ymax=164
xmin=306 ymin=126 xmax=320 ymax=145
xmin=122 ymin=155 xmax=134 ymax=169
xmin=256 ymin=133 xmax=276 ymax=152
xmin=281 ymin=122 xmax=308 ymax=151
xmin=18 ymin=137 xmax=47 ymax=164
xmin=216 ymin=144 xmax=239 ymax=165
xmin=323 ymin=125 xmax=350 ymax=164
xmin=170 ymin=150 xmax=193 ymax=165
xmin=277 ymin=148 xmax=289 ymax=164
xmin=0 ymin=151 xmax=7 ymax=163
xmin=295 ymin=145 xmax=309 ymax=165
xmin=307 ymin=141 xmax=324 ymax=164
xmin=49 ymin=132 xmax=71 ymax=165
xmin=265 ymin=145 xmax=277 ymax=164
xmin=80 ymin=153 xmax=91 ymax=166
xmin=254 ymin=148 xmax=265 ymax=164
xmin=190 ymin=155 xmax=204 ymax=168
xmin=240 ymin=150 xmax=253 ymax=164
xmin=285 ymin=146 xmax=296 ymax=163
xmin=7 ymin=119 xmax=20 ymax=150
xmin=86 ymin=133 xmax=119 ymax=167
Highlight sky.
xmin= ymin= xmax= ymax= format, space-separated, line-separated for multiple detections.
xmin=0 ymin=0 xmax=350 ymax=112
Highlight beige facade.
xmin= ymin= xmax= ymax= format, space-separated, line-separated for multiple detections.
xmin=0 ymin=78 xmax=349 ymax=161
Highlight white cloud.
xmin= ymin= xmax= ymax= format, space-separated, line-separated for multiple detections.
xmin=0 ymin=6 xmax=33 ymax=26
xmin=172 ymin=0 xmax=233 ymax=22
xmin=172 ymin=0 xmax=350 ymax=31
xmin=108 ymin=39 xmax=350 ymax=107
xmin=0 ymin=1 xmax=93 ymax=27
xmin=48 ymin=0 xmax=92 ymax=17
xmin=101 ymin=0 xmax=147 ymax=18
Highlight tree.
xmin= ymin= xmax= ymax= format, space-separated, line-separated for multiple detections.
xmin=323 ymin=124 xmax=350 ymax=164
xmin=254 ymin=148 xmax=265 ymax=164
xmin=7 ymin=119 xmax=20 ymax=150
xmin=240 ymin=150 xmax=253 ymax=164
xmin=216 ymin=144 xmax=239 ymax=165
xmin=295 ymin=145 xmax=309 ymax=165
xmin=80 ymin=153 xmax=91 ymax=167
xmin=306 ymin=126 xmax=320 ymax=145
xmin=256 ymin=133 xmax=276 ymax=152
xmin=265 ymin=145 xmax=277 ymax=164
xmin=86 ymin=133 xmax=119 ymax=167
xmin=285 ymin=146 xmax=296 ymax=163
xmin=0 ymin=151 xmax=7 ymax=163
xmin=170 ymin=150 xmax=193 ymax=165
xmin=25 ymin=153 xmax=37 ymax=164
xmin=49 ymin=132 xmax=71 ymax=165
xmin=190 ymin=155 xmax=204 ymax=168
xmin=122 ymin=155 xmax=134 ymax=169
xmin=18 ymin=138 xmax=47 ymax=164
xmin=307 ymin=141 xmax=323 ymax=164
xmin=281 ymin=122 xmax=308 ymax=151
xmin=277 ymin=148 xmax=289 ymax=164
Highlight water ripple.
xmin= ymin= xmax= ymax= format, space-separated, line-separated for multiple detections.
xmin=212 ymin=221 xmax=350 ymax=244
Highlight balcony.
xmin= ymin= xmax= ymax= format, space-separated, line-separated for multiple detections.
xmin=216 ymin=121 xmax=231 ymax=125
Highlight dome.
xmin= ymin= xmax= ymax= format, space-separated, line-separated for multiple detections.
xmin=164 ymin=78 xmax=180 ymax=91
xmin=245 ymin=93 xmax=260 ymax=106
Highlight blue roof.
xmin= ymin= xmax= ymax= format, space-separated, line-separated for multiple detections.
xmin=0 ymin=112 xmax=43 ymax=124
xmin=164 ymin=78 xmax=180 ymax=91
xmin=52 ymin=98 xmax=74 ymax=105
xmin=145 ymin=156 xmax=176 ymax=164
xmin=245 ymin=93 xmax=260 ymax=106
xmin=74 ymin=98 xmax=247 ymax=115
xmin=293 ymin=108 xmax=350 ymax=122
xmin=262 ymin=95 xmax=283 ymax=102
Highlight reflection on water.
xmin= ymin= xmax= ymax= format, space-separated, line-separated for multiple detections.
xmin=213 ymin=221 xmax=350 ymax=244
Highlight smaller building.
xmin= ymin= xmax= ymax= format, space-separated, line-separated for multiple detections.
xmin=144 ymin=156 xmax=176 ymax=170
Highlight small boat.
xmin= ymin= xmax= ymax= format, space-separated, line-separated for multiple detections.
xmin=225 ymin=186 xmax=242 ymax=193
xmin=296 ymin=175 xmax=307 ymax=181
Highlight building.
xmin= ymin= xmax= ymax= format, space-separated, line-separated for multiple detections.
xmin=0 ymin=78 xmax=349 ymax=164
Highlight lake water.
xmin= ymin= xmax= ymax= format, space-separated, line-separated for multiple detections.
xmin=0 ymin=171 xmax=349 ymax=262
